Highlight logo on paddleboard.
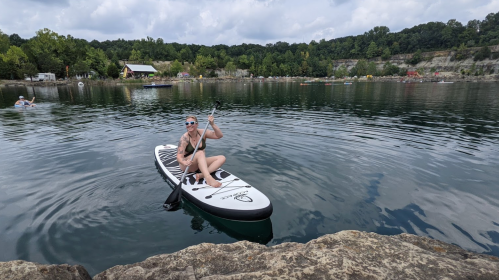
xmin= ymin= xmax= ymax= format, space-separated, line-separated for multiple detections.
xmin=221 ymin=190 xmax=253 ymax=202
xmin=234 ymin=193 xmax=253 ymax=202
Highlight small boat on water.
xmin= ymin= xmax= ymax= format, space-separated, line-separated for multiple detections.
xmin=344 ymin=82 xmax=352 ymax=85
xmin=143 ymin=82 xmax=172 ymax=88
xmin=437 ymin=80 xmax=454 ymax=84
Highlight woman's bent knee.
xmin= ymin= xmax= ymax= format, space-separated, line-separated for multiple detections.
xmin=219 ymin=155 xmax=226 ymax=163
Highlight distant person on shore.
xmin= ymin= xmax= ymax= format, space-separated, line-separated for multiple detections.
xmin=15 ymin=96 xmax=36 ymax=107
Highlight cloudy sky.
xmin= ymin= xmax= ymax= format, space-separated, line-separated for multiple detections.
xmin=0 ymin=0 xmax=498 ymax=46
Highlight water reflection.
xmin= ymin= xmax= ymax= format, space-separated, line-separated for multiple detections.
xmin=182 ymin=202 xmax=273 ymax=244
xmin=0 ymin=82 xmax=498 ymax=276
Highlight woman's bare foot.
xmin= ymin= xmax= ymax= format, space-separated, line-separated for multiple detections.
xmin=195 ymin=173 xmax=203 ymax=183
xmin=206 ymin=176 xmax=222 ymax=188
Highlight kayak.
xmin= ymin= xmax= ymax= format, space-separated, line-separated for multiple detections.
xmin=155 ymin=144 xmax=273 ymax=221
xmin=143 ymin=84 xmax=172 ymax=88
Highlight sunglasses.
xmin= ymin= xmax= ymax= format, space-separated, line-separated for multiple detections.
xmin=185 ymin=121 xmax=198 ymax=125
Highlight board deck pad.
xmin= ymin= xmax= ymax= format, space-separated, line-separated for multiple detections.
xmin=155 ymin=145 xmax=272 ymax=221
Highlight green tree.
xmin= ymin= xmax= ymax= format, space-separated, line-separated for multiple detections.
xmin=300 ymin=60 xmax=309 ymax=76
xmin=20 ymin=62 xmax=39 ymax=81
xmin=86 ymin=47 xmax=108 ymax=76
xmin=0 ymin=29 xmax=9 ymax=53
xmin=261 ymin=53 xmax=273 ymax=76
xmin=335 ymin=65 xmax=348 ymax=78
xmin=441 ymin=19 xmax=464 ymax=48
xmin=129 ymin=49 xmax=142 ymax=62
xmin=355 ymin=59 xmax=368 ymax=76
xmin=24 ymin=28 xmax=66 ymax=76
xmin=188 ymin=63 xmax=198 ymax=77
xmin=271 ymin=62 xmax=280 ymax=76
xmin=8 ymin=34 xmax=27 ymax=48
xmin=106 ymin=63 xmax=120 ymax=78
xmin=164 ymin=44 xmax=178 ymax=61
xmin=390 ymin=42 xmax=400 ymax=54
xmin=367 ymin=62 xmax=377 ymax=76
xmin=216 ymin=49 xmax=230 ymax=68
xmin=38 ymin=55 xmax=63 ymax=74
xmin=406 ymin=49 xmax=422 ymax=65
xmin=382 ymin=62 xmax=399 ymax=76
xmin=0 ymin=45 xmax=28 ymax=66
xmin=192 ymin=54 xmax=216 ymax=76
xmin=208 ymin=70 xmax=218 ymax=78
xmin=366 ymin=41 xmax=378 ymax=59
xmin=237 ymin=54 xmax=250 ymax=69
xmin=73 ymin=60 xmax=90 ymax=76
xmin=455 ymin=43 xmax=468 ymax=60
xmin=180 ymin=47 xmax=193 ymax=63
xmin=326 ymin=63 xmax=333 ymax=77
xmin=283 ymin=50 xmax=294 ymax=63
xmin=474 ymin=46 xmax=491 ymax=61
xmin=381 ymin=48 xmax=391 ymax=60
xmin=279 ymin=63 xmax=291 ymax=76
xmin=0 ymin=46 xmax=28 ymax=79
xmin=225 ymin=61 xmax=236 ymax=76
xmin=170 ymin=60 xmax=183 ymax=76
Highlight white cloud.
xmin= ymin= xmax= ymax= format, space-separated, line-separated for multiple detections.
xmin=0 ymin=0 xmax=497 ymax=45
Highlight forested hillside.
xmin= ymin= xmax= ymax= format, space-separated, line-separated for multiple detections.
xmin=1 ymin=11 xmax=498 ymax=80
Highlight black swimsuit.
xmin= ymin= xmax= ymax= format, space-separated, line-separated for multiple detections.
xmin=184 ymin=131 xmax=206 ymax=157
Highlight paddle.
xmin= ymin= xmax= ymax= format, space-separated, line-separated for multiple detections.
xmin=163 ymin=101 xmax=221 ymax=211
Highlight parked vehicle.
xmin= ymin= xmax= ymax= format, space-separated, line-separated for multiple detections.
xmin=24 ymin=73 xmax=56 ymax=81
xmin=38 ymin=73 xmax=56 ymax=81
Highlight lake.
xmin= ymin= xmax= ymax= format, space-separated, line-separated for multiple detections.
xmin=1 ymin=81 xmax=498 ymax=276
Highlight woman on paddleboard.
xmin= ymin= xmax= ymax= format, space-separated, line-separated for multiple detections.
xmin=177 ymin=115 xmax=225 ymax=188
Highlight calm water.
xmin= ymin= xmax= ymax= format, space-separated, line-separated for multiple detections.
xmin=1 ymin=81 xmax=499 ymax=275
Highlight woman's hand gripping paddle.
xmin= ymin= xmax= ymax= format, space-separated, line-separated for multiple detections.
xmin=163 ymin=101 xmax=221 ymax=211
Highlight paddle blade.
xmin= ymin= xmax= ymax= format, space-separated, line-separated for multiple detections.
xmin=163 ymin=183 xmax=183 ymax=211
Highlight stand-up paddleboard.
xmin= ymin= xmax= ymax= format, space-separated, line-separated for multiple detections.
xmin=155 ymin=144 xmax=273 ymax=221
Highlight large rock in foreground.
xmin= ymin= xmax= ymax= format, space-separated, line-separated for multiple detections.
xmin=94 ymin=230 xmax=499 ymax=280
xmin=0 ymin=260 xmax=91 ymax=280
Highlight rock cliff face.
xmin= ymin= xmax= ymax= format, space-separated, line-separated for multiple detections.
xmin=4 ymin=230 xmax=496 ymax=280
xmin=334 ymin=44 xmax=499 ymax=76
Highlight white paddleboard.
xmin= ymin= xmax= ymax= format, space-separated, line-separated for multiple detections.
xmin=155 ymin=144 xmax=273 ymax=221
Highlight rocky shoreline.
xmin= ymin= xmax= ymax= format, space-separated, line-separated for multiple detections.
xmin=1 ymin=230 xmax=498 ymax=280
xmin=2 ymin=69 xmax=499 ymax=89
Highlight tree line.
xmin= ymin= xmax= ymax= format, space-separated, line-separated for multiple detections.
xmin=1 ymin=11 xmax=498 ymax=80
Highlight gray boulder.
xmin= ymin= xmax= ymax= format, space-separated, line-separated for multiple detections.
xmin=0 ymin=260 xmax=91 ymax=280
xmin=94 ymin=230 xmax=499 ymax=280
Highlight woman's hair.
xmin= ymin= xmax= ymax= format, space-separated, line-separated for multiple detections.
xmin=186 ymin=115 xmax=198 ymax=122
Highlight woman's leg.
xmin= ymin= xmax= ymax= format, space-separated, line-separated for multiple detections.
xmin=195 ymin=155 xmax=226 ymax=182
xmin=192 ymin=151 xmax=225 ymax=187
